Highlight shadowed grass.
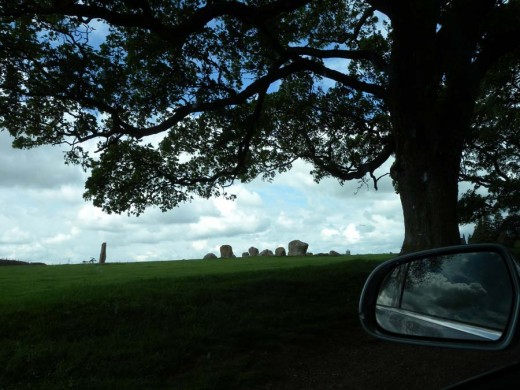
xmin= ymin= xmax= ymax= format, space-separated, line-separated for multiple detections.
xmin=0 ymin=255 xmax=392 ymax=389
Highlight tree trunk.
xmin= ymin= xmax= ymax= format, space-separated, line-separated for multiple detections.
xmin=387 ymin=2 xmax=477 ymax=253
xmin=390 ymin=103 xmax=467 ymax=253
xmin=394 ymin=143 xmax=462 ymax=254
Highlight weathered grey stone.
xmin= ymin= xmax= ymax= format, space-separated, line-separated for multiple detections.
xmin=259 ymin=249 xmax=274 ymax=257
xmin=220 ymin=245 xmax=234 ymax=258
xmin=203 ymin=253 xmax=217 ymax=259
xmin=329 ymin=250 xmax=341 ymax=256
xmin=288 ymin=240 xmax=308 ymax=256
xmin=242 ymin=252 xmax=250 ymax=257
xmin=98 ymin=242 xmax=107 ymax=264
xmin=345 ymin=250 xmax=351 ymax=255
xmin=248 ymin=246 xmax=259 ymax=256
xmin=275 ymin=247 xmax=286 ymax=256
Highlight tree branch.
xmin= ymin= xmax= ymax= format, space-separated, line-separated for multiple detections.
xmin=471 ymin=1 xmax=520 ymax=82
xmin=4 ymin=0 xmax=312 ymax=50
xmin=459 ymin=173 xmax=492 ymax=187
xmin=364 ymin=0 xmax=400 ymax=19
xmin=351 ymin=6 xmax=375 ymax=43
xmin=111 ymin=56 xmax=386 ymax=140
xmin=299 ymin=128 xmax=394 ymax=182
xmin=121 ymin=61 xmax=309 ymax=139
xmin=287 ymin=46 xmax=389 ymax=73
xmin=294 ymin=57 xmax=387 ymax=99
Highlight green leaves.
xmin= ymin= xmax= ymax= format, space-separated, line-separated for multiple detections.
xmin=1 ymin=1 xmax=393 ymax=215
xmin=84 ymin=140 xmax=191 ymax=215
xmin=460 ymin=54 xmax=520 ymax=223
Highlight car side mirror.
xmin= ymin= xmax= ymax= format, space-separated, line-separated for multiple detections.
xmin=359 ymin=244 xmax=520 ymax=350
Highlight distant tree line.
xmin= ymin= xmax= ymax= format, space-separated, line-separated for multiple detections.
xmin=468 ymin=214 xmax=520 ymax=247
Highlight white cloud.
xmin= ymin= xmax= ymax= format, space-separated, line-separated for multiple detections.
xmin=321 ymin=228 xmax=339 ymax=240
xmin=0 ymin=132 xmax=84 ymax=189
xmin=42 ymin=229 xmax=78 ymax=245
xmin=37 ymin=186 xmax=86 ymax=203
xmin=342 ymin=224 xmax=362 ymax=244
xmin=191 ymin=240 xmax=208 ymax=252
xmin=0 ymin=128 xmax=407 ymax=263
xmin=76 ymin=204 xmax=131 ymax=232
xmin=187 ymin=210 xmax=269 ymax=240
xmin=0 ymin=227 xmax=31 ymax=244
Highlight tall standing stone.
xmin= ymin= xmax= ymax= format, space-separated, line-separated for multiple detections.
xmin=99 ymin=242 xmax=107 ymax=264
xmin=248 ymin=247 xmax=259 ymax=256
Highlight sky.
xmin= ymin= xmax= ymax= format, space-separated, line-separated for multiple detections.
xmin=0 ymin=131 xmax=476 ymax=265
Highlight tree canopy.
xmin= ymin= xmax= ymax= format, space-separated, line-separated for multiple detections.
xmin=1 ymin=0 xmax=520 ymax=252
xmin=460 ymin=56 xmax=520 ymax=224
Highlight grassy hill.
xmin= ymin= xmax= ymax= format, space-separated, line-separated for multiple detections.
xmin=0 ymin=255 xmax=392 ymax=389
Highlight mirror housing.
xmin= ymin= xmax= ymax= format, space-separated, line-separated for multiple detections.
xmin=359 ymin=244 xmax=520 ymax=350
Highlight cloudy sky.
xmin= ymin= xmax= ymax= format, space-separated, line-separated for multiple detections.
xmin=0 ymin=130 xmax=475 ymax=265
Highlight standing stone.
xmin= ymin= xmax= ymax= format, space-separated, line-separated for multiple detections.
xmin=259 ymin=249 xmax=274 ymax=257
xmin=220 ymin=245 xmax=234 ymax=258
xmin=99 ymin=242 xmax=107 ymax=264
xmin=203 ymin=253 xmax=217 ymax=259
xmin=288 ymin=240 xmax=308 ymax=256
xmin=242 ymin=252 xmax=250 ymax=257
xmin=346 ymin=250 xmax=351 ymax=255
xmin=329 ymin=250 xmax=341 ymax=256
xmin=248 ymin=247 xmax=259 ymax=256
xmin=275 ymin=247 xmax=286 ymax=256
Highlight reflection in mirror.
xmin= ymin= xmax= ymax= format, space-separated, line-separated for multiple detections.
xmin=376 ymin=252 xmax=514 ymax=341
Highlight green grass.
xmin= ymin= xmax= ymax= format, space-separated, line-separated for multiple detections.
xmin=0 ymin=254 xmax=393 ymax=390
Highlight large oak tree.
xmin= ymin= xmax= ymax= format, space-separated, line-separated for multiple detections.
xmin=1 ymin=0 xmax=520 ymax=253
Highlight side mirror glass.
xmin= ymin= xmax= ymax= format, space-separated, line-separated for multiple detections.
xmin=359 ymin=244 xmax=520 ymax=350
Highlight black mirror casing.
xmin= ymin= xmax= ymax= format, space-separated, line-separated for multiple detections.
xmin=359 ymin=244 xmax=520 ymax=350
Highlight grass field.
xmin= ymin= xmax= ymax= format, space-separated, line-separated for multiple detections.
xmin=0 ymin=254 xmax=392 ymax=390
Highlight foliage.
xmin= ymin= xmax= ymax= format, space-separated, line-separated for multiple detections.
xmin=499 ymin=214 xmax=520 ymax=242
xmin=0 ymin=0 xmax=398 ymax=215
xmin=469 ymin=213 xmax=520 ymax=247
xmin=468 ymin=215 xmax=501 ymax=244
xmin=460 ymin=55 xmax=520 ymax=223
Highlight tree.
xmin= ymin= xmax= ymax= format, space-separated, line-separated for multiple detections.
xmin=468 ymin=215 xmax=500 ymax=244
xmin=1 ymin=1 xmax=520 ymax=253
xmin=459 ymin=56 xmax=520 ymax=224
xmin=496 ymin=214 xmax=520 ymax=246
xmin=468 ymin=213 xmax=520 ymax=247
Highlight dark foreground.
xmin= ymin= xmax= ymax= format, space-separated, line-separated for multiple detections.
xmin=258 ymin=324 xmax=519 ymax=389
